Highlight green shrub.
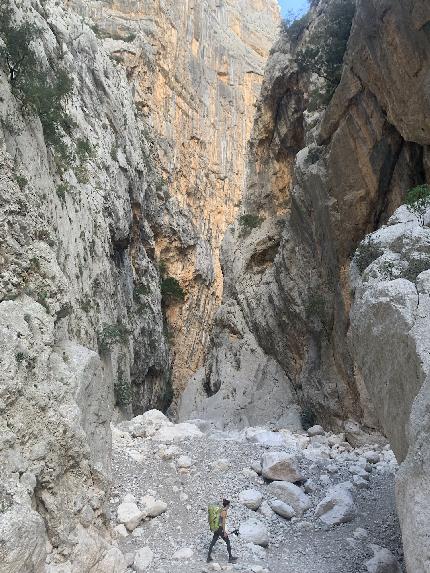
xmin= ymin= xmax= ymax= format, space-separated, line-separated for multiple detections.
xmin=90 ymin=24 xmax=136 ymax=43
xmin=29 ymin=257 xmax=40 ymax=271
xmin=110 ymin=144 xmax=118 ymax=161
xmin=281 ymin=12 xmax=311 ymax=43
xmin=354 ymin=237 xmax=383 ymax=274
xmin=56 ymin=182 xmax=72 ymax=202
xmin=300 ymin=407 xmax=316 ymax=431
xmin=134 ymin=284 xmax=150 ymax=298
xmin=114 ymin=369 xmax=132 ymax=407
xmin=36 ymin=290 xmax=49 ymax=311
xmin=15 ymin=174 xmax=28 ymax=189
xmin=0 ymin=4 xmax=74 ymax=153
xmin=296 ymin=0 xmax=356 ymax=108
xmin=80 ymin=295 xmax=92 ymax=313
xmin=76 ymin=138 xmax=95 ymax=163
xmin=98 ymin=322 xmax=130 ymax=353
xmin=239 ymin=214 xmax=263 ymax=236
xmin=403 ymin=258 xmax=430 ymax=283
xmin=161 ymin=277 xmax=185 ymax=302
xmin=405 ymin=184 xmax=430 ymax=225
xmin=15 ymin=352 xmax=25 ymax=364
xmin=75 ymin=164 xmax=89 ymax=184
xmin=158 ymin=259 xmax=168 ymax=278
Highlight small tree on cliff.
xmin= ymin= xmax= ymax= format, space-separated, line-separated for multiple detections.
xmin=0 ymin=2 xmax=74 ymax=153
xmin=296 ymin=0 xmax=356 ymax=108
xmin=405 ymin=184 xmax=430 ymax=226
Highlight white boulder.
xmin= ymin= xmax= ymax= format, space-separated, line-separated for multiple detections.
xmin=315 ymin=483 xmax=356 ymax=525
xmin=365 ymin=545 xmax=402 ymax=573
xmin=239 ymin=489 xmax=263 ymax=510
xmin=239 ymin=518 xmax=269 ymax=547
xmin=141 ymin=495 xmax=167 ymax=518
xmin=245 ymin=428 xmax=286 ymax=447
xmin=117 ymin=502 xmax=144 ymax=531
xmin=121 ymin=410 xmax=170 ymax=438
xmin=364 ymin=451 xmax=380 ymax=464
xmin=172 ymin=547 xmax=194 ymax=559
xmin=261 ymin=452 xmax=303 ymax=482
xmin=153 ymin=422 xmax=203 ymax=442
xmin=307 ymin=425 xmax=325 ymax=437
xmin=177 ymin=455 xmax=192 ymax=468
xmin=267 ymin=482 xmax=311 ymax=516
xmin=269 ymin=500 xmax=295 ymax=519
xmin=133 ymin=547 xmax=154 ymax=572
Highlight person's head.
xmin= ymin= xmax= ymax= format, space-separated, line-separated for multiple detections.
xmin=222 ymin=499 xmax=230 ymax=508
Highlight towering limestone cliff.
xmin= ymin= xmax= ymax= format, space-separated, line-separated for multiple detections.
xmin=181 ymin=0 xmax=430 ymax=570
xmin=181 ymin=0 xmax=430 ymax=430
xmin=68 ymin=0 xmax=280 ymax=400
xmin=0 ymin=0 xmax=276 ymax=570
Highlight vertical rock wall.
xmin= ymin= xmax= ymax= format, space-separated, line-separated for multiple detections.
xmin=181 ymin=0 xmax=430 ymax=432
xmin=66 ymin=0 xmax=280 ymax=401
xmin=0 ymin=0 xmax=169 ymax=569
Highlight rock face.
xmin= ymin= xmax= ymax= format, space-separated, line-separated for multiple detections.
xmin=0 ymin=0 xmax=169 ymax=569
xmin=180 ymin=0 xmax=430 ymax=432
xmin=349 ymin=205 xmax=430 ymax=572
xmin=68 ymin=0 xmax=280 ymax=402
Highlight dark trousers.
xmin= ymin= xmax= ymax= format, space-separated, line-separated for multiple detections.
xmin=208 ymin=527 xmax=232 ymax=558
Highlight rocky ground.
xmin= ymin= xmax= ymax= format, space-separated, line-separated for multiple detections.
xmin=107 ymin=411 xmax=404 ymax=573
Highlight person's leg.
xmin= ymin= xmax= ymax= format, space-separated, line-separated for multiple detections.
xmin=221 ymin=532 xmax=237 ymax=562
xmin=221 ymin=531 xmax=232 ymax=558
xmin=207 ymin=530 xmax=220 ymax=561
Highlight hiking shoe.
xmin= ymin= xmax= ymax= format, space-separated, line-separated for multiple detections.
xmin=206 ymin=556 xmax=213 ymax=563
xmin=228 ymin=556 xmax=238 ymax=563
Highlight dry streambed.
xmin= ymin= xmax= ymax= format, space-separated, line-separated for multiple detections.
xmin=109 ymin=411 xmax=404 ymax=573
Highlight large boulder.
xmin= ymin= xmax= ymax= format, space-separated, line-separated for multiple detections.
xmin=239 ymin=489 xmax=263 ymax=510
xmin=133 ymin=547 xmax=154 ymax=573
xmin=365 ymin=545 xmax=402 ymax=573
xmin=267 ymin=482 xmax=311 ymax=516
xmin=152 ymin=422 xmax=203 ymax=443
xmin=0 ymin=506 xmax=47 ymax=573
xmin=244 ymin=428 xmax=286 ymax=447
xmin=261 ymin=452 xmax=303 ymax=482
xmin=269 ymin=500 xmax=296 ymax=519
xmin=141 ymin=496 xmax=167 ymax=518
xmin=315 ymin=483 xmax=356 ymax=526
xmin=239 ymin=518 xmax=269 ymax=547
xmin=117 ymin=502 xmax=144 ymax=531
xmin=119 ymin=410 xmax=170 ymax=438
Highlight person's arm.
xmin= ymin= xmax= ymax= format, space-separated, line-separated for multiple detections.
xmin=220 ymin=509 xmax=227 ymax=534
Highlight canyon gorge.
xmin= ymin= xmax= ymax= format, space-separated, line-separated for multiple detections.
xmin=0 ymin=0 xmax=429 ymax=572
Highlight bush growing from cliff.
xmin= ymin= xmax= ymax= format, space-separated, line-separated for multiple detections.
xmin=239 ymin=214 xmax=263 ymax=236
xmin=296 ymin=0 xmax=356 ymax=108
xmin=0 ymin=3 xmax=74 ymax=153
xmin=354 ymin=237 xmax=383 ymax=274
xmin=281 ymin=12 xmax=311 ymax=44
xmin=114 ymin=367 xmax=132 ymax=407
xmin=405 ymin=184 xmax=430 ymax=225
xmin=161 ymin=277 xmax=185 ymax=303
xmin=98 ymin=322 xmax=130 ymax=354
xmin=403 ymin=258 xmax=430 ymax=283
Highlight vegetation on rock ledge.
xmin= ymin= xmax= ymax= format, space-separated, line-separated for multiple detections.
xmin=295 ymin=0 xmax=356 ymax=109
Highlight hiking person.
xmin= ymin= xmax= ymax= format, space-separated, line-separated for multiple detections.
xmin=207 ymin=498 xmax=238 ymax=563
